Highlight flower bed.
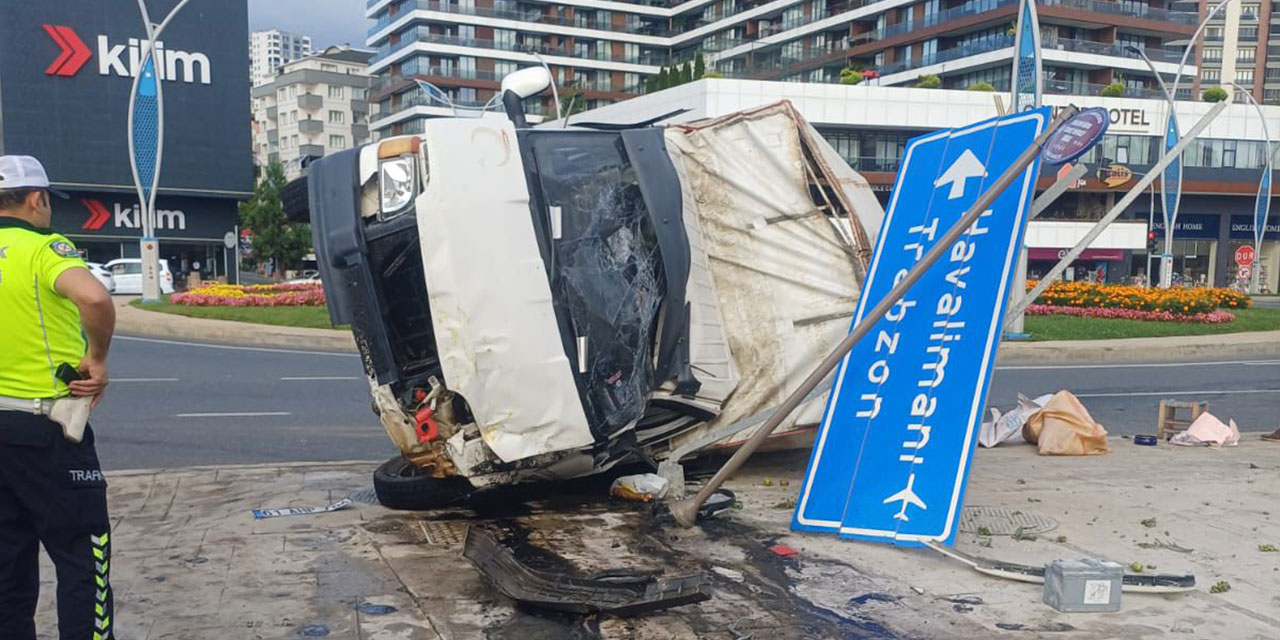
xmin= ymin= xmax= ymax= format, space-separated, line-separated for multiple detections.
xmin=1026 ymin=304 xmax=1236 ymax=324
xmin=1027 ymin=281 xmax=1250 ymax=317
xmin=170 ymin=283 xmax=326 ymax=307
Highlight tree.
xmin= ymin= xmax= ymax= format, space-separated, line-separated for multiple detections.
xmin=238 ymin=162 xmax=311 ymax=276
xmin=681 ymin=61 xmax=693 ymax=84
xmin=657 ymin=67 xmax=670 ymax=90
xmin=644 ymin=75 xmax=658 ymax=93
xmin=1202 ymin=86 xmax=1229 ymax=102
xmin=915 ymin=74 xmax=941 ymax=88
xmin=967 ymin=82 xmax=996 ymax=91
xmin=694 ymin=51 xmax=707 ymax=79
xmin=559 ymin=87 xmax=586 ymax=117
xmin=1099 ymin=82 xmax=1125 ymax=97
xmin=839 ymin=68 xmax=863 ymax=85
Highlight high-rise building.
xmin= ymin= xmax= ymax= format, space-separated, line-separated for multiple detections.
xmin=365 ymin=0 xmax=1200 ymax=137
xmin=252 ymin=46 xmax=374 ymax=180
xmin=1185 ymin=0 xmax=1273 ymax=104
xmin=250 ymin=28 xmax=315 ymax=87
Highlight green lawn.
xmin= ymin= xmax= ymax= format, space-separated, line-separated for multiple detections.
xmin=1024 ymin=307 xmax=1280 ymax=341
xmin=131 ymin=298 xmax=341 ymax=330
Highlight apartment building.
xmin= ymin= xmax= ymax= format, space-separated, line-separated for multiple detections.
xmin=252 ymin=46 xmax=375 ymax=180
xmin=250 ymin=29 xmax=315 ymax=87
xmin=365 ymin=0 xmax=1200 ymax=137
xmin=1184 ymin=0 xmax=1277 ymax=104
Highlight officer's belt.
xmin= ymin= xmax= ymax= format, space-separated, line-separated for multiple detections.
xmin=0 ymin=395 xmax=56 ymax=415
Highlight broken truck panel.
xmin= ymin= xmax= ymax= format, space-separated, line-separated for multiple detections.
xmin=463 ymin=527 xmax=711 ymax=616
xmin=306 ymin=98 xmax=883 ymax=491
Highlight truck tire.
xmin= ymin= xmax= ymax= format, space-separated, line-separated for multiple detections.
xmin=372 ymin=456 xmax=474 ymax=510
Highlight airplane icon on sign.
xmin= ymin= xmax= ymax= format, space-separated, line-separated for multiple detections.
xmin=883 ymin=474 xmax=927 ymax=521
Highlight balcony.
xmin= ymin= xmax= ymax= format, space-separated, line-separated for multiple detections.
xmin=299 ymin=144 xmax=325 ymax=158
xmin=298 ymin=93 xmax=323 ymax=110
xmin=266 ymin=106 xmax=278 ymax=120
xmin=351 ymin=99 xmax=369 ymax=114
xmin=353 ymin=124 xmax=370 ymax=141
xmin=298 ymin=119 xmax=325 ymax=135
xmin=268 ymin=129 xmax=278 ymax=144
xmin=374 ymin=28 xmax=667 ymax=67
xmin=368 ymin=0 xmax=673 ymax=39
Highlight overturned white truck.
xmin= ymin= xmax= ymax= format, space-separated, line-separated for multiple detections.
xmin=296 ymin=69 xmax=884 ymax=508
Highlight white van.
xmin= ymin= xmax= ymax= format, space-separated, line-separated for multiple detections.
xmin=104 ymin=258 xmax=175 ymax=295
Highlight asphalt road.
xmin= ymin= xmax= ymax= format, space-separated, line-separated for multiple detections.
xmin=90 ymin=335 xmax=1280 ymax=470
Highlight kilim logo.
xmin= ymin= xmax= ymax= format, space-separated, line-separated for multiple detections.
xmin=43 ymin=25 xmax=92 ymax=77
xmin=82 ymin=199 xmax=111 ymax=231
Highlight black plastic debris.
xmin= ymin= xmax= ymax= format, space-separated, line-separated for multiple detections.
xmin=463 ymin=527 xmax=710 ymax=616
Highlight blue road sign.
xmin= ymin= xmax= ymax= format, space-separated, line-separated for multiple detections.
xmin=792 ymin=108 xmax=1049 ymax=547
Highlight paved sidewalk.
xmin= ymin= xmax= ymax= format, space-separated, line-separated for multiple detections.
xmin=114 ymin=296 xmax=356 ymax=352
xmin=31 ymin=437 xmax=1280 ymax=639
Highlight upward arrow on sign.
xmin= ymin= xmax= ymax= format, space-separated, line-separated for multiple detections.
xmin=934 ymin=149 xmax=988 ymax=200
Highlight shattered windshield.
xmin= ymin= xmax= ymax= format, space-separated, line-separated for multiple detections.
xmin=532 ymin=134 xmax=666 ymax=438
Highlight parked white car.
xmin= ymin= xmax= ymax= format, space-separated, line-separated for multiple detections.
xmin=104 ymin=258 xmax=175 ymax=295
xmin=85 ymin=262 xmax=115 ymax=293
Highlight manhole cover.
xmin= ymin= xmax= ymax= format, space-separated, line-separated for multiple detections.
xmin=959 ymin=507 xmax=1057 ymax=536
xmin=419 ymin=521 xmax=467 ymax=546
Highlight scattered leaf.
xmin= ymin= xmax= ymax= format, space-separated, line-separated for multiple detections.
xmin=1055 ymin=535 xmax=1067 ymax=543
xmin=1130 ymin=561 xmax=1144 ymax=573
xmin=1210 ymin=581 xmax=1231 ymax=594
xmin=1259 ymin=544 xmax=1278 ymax=552
xmin=977 ymin=526 xmax=993 ymax=537
xmin=1140 ymin=518 xmax=1158 ymax=528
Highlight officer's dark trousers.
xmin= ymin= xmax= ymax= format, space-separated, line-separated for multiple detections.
xmin=0 ymin=412 xmax=113 ymax=640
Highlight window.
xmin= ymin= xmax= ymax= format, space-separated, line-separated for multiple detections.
xmin=1206 ymin=25 xmax=1224 ymax=39
xmin=1203 ymin=47 xmax=1223 ymax=61
xmin=329 ymin=135 xmax=346 ymax=149
xmin=321 ymin=63 xmax=337 ymax=72
xmin=328 ymin=110 xmax=345 ymax=124
xmin=1236 ymin=69 xmax=1255 ymax=83
xmin=623 ymin=43 xmax=639 ymax=62
xmin=291 ymin=134 xmax=299 ymax=147
xmin=1239 ymin=47 xmax=1256 ymax=61
xmin=1202 ymin=69 xmax=1221 ymax=81
xmin=494 ymin=29 xmax=516 ymax=49
xmin=328 ymin=85 xmax=344 ymax=99
xmin=1242 ymin=3 xmax=1260 ymax=19
xmin=1239 ymin=26 xmax=1259 ymax=40
xmin=922 ymin=38 xmax=938 ymax=60
xmin=459 ymin=87 xmax=477 ymax=103
xmin=494 ymin=60 xmax=518 ymax=77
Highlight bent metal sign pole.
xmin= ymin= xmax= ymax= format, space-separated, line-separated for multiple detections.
xmin=667 ymin=106 xmax=1076 ymax=529
xmin=128 ymin=0 xmax=194 ymax=302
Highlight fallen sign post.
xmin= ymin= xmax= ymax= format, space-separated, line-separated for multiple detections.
xmin=667 ymin=105 xmax=1075 ymax=529
xmin=1006 ymin=100 xmax=1229 ymax=323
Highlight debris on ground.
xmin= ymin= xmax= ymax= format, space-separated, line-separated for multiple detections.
xmin=1056 ymin=535 xmax=1068 ymax=543
xmin=250 ymin=497 xmax=353 ymax=519
xmin=1169 ymin=412 xmax=1241 ymax=448
xmin=610 ymin=473 xmax=670 ymax=502
xmin=462 ymin=527 xmax=711 ymax=615
xmin=1011 ymin=527 xmax=1038 ymax=542
xmin=1258 ymin=544 xmax=1278 ymax=552
xmin=980 ymin=393 xmax=1053 ymax=448
xmin=929 ymin=543 xmax=1196 ymax=593
xmin=1210 ymin=580 xmax=1232 ymax=594
xmin=1023 ymin=390 xmax=1110 ymax=455
xmin=1130 ymin=561 xmax=1145 ymax=573
xmin=1141 ymin=517 xmax=1158 ymax=528
xmin=1044 ymin=558 xmax=1123 ymax=613
xmin=768 ymin=544 xmax=799 ymax=558
xmin=711 ymin=567 xmax=745 ymax=582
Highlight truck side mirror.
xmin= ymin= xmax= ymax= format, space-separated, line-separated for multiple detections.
xmin=500 ymin=67 xmax=552 ymax=128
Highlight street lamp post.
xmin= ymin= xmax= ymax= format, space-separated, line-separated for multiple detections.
xmin=128 ymin=0 xmax=193 ymax=302
xmin=1231 ymin=82 xmax=1273 ymax=294
xmin=1134 ymin=0 xmax=1237 ymax=289
xmin=1127 ymin=45 xmax=1179 ymax=289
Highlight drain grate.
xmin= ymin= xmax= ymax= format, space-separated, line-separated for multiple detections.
xmin=959 ymin=506 xmax=1058 ymax=536
xmin=419 ymin=521 xmax=468 ymax=546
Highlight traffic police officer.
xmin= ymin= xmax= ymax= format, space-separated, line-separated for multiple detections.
xmin=0 ymin=156 xmax=116 ymax=640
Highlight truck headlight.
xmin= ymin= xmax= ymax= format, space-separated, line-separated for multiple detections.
xmin=379 ymin=157 xmax=416 ymax=218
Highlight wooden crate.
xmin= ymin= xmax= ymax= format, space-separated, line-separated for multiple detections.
xmin=1157 ymin=399 xmax=1208 ymax=440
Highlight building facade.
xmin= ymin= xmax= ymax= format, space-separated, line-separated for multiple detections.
xmin=252 ymin=46 xmax=375 ymax=180
xmin=0 ymin=0 xmax=251 ymax=281
xmin=1185 ymin=0 xmax=1278 ymax=104
xmin=573 ymin=80 xmax=1280 ymax=292
xmin=250 ymin=28 xmax=315 ymax=87
xmin=364 ymin=0 xmax=1200 ymax=138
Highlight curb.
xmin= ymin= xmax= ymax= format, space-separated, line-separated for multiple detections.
xmin=106 ymin=459 xmax=381 ymax=478
xmin=996 ymin=329 xmax=1280 ymax=365
xmin=116 ymin=298 xmax=1279 ymax=365
xmin=115 ymin=297 xmax=357 ymax=352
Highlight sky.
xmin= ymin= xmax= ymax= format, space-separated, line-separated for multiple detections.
xmin=248 ymin=0 xmax=370 ymax=49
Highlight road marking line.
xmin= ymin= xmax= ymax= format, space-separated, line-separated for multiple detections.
xmin=1075 ymin=389 xmax=1280 ymax=398
xmin=175 ymin=412 xmax=292 ymax=418
xmin=117 ymin=336 xmax=357 ymax=357
xmin=280 ymin=376 xmax=362 ymax=381
xmin=998 ymin=360 xmax=1280 ymax=371
xmin=112 ymin=378 xmax=180 ymax=382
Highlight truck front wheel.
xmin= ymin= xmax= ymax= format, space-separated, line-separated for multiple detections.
xmin=372 ymin=456 xmax=474 ymax=510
